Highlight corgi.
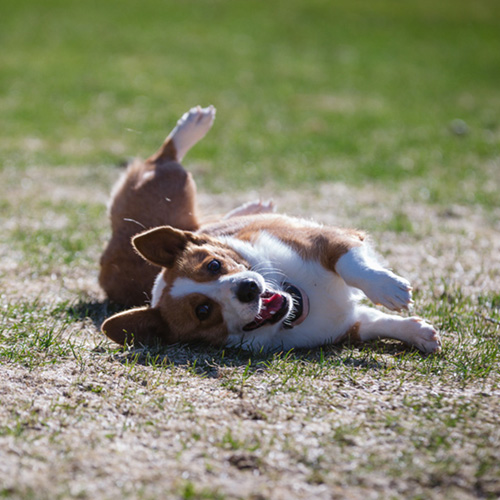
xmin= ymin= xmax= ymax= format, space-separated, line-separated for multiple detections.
xmin=100 ymin=106 xmax=441 ymax=353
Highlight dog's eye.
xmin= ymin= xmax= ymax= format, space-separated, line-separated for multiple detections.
xmin=195 ymin=304 xmax=211 ymax=321
xmin=206 ymin=259 xmax=221 ymax=274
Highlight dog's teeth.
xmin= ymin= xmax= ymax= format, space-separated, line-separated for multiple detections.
xmin=270 ymin=311 xmax=276 ymax=315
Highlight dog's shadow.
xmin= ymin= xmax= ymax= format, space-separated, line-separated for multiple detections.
xmin=69 ymin=298 xmax=122 ymax=329
xmin=69 ymin=299 xmax=426 ymax=379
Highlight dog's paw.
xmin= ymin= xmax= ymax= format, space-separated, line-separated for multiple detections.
xmin=177 ymin=105 xmax=216 ymax=129
xmin=170 ymin=105 xmax=216 ymax=161
xmin=363 ymin=270 xmax=413 ymax=312
xmin=223 ymin=199 xmax=276 ymax=219
xmin=405 ymin=317 xmax=442 ymax=353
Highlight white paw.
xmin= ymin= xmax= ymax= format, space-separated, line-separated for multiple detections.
xmin=336 ymin=247 xmax=413 ymax=312
xmin=223 ymin=199 xmax=276 ymax=219
xmin=362 ymin=270 xmax=413 ymax=312
xmin=177 ymin=105 xmax=216 ymax=129
xmin=169 ymin=105 xmax=216 ymax=161
xmin=405 ymin=317 xmax=442 ymax=353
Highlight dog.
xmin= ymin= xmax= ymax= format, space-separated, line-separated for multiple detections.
xmin=99 ymin=106 xmax=441 ymax=353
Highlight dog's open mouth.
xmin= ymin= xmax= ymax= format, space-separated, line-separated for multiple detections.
xmin=242 ymin=291 xmax=290 ymax=331
xmin=242 ymin=284 xmax=309 ymax=332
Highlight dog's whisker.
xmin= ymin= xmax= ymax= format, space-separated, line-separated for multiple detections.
xmin=123 ymin=218 xmax=147 ymax=230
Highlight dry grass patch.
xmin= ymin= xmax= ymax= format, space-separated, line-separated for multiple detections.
xmin=1 ymin=165 xmax=500 ymax=499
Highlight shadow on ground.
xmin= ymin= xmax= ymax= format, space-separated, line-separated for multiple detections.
xmin=68 ymin=299 xmax=426 ymax=378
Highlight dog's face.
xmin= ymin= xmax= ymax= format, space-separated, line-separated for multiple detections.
xmin=102 ymin=226 xmax=294 ymax=347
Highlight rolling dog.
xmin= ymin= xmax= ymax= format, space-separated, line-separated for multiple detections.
xmin=100 ymin=106 xmax=441 ymax=353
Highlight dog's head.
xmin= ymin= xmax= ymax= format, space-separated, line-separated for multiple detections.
xmin=101 ymin=226 xmax=297 ymax=348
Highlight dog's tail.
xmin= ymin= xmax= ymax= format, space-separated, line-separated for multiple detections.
xmin=149 ymin=105 xmax=216 ymax=163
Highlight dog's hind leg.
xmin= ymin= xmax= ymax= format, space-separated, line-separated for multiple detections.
xmin=150 ymin=105 xmax=216 ymax=163
xmin=223 ymin=199 xmax=276 ymax=219
xmin=350 ymin=306 xmax=441 ymax=353
xmin=100 ymin=106 xmax=215 ymax=307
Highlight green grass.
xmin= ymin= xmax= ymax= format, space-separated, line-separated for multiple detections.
xmin=2 ymin=0 xmax=500 ymax=205
xmin=0 ymin=299 xmax=81 ymax=369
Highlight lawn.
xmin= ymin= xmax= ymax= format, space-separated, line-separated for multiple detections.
xmin=1 ymin=0 xmax=500 ymax=498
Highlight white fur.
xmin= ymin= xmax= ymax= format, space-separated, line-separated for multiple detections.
xmin=167 ymin=105 xmax=216 ymax=161
xmin=355 ymin=308 xmax=441 ymax=353
xmin=151 ymin=271 xmax=167 ymax=308
xmin=335 ymin=245 xmax=413 ymax=311
xmin=223 ymin=233 xmax=358 ymax=350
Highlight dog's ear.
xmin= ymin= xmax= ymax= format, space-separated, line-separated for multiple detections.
xmin=132 ymin=225 xmax=200 ymax=268
xmin=101 ymin=306 xmax=170 ymax=346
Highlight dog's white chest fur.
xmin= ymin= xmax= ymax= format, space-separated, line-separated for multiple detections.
xmin=223 ymin=232 xmax=358 ymax=350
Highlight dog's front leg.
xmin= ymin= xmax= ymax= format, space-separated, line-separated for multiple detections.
xmin=335 ymin=245 xmax=413 ymax=312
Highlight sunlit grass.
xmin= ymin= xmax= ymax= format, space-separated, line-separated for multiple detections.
xmin=1 ymin=0 xmax=499 ymax=205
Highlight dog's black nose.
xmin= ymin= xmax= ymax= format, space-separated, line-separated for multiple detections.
xmin=236 ymin=279 xmax=262 ymax=303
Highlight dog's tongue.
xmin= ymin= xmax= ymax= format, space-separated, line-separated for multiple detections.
xmin=242 ymin=291 xmax=288 ymax=332
xmin=260 ymin=293 xmax=284 ymax=320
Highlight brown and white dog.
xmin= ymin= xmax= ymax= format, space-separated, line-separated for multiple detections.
xmin=100 ymin=106 xmax=441 ymax=353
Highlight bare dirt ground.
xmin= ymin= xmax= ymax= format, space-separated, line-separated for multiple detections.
xmin=1 ymin=165 xmax=499 ymax=499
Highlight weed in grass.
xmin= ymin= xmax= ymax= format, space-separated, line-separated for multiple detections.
xmin=179 ymin=481 xmax=225 ymax=500
xmin=0 ymin=299 xmax=76 ymax=369
xmin=219 ymin=358 xmax=254 ymax=394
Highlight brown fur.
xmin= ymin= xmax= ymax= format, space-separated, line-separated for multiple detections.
xmin=203 ymin=214 xmax=365 ymax=270
xmin=99 ymin=149 xmax=199 ymax=306
xmin=158 ymin=292 xmax=228 ymax=345
xmin=133 ymin=227 xmax=248 ymax=279
xmin=336 ymin=321 xmax=361 ymax=345
xmin=101 ymin=292 xmax=228 ymax=347
xmin=101 ymin=306 xmax=167 ymax=345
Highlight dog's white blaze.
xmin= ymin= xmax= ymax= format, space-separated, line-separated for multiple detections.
xmin=169 ymin=277 xmax=221 ymax=299
xmin=151 ymin=272 xmax=167 ymax=308
xmin=220 ymin=233 xmax=286 ymax=286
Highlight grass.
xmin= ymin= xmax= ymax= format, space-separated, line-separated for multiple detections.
xmin=1 ymin=0 xmax=500 ymax=498
xmin=2 ymin=0 xmax=500 ymax=203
